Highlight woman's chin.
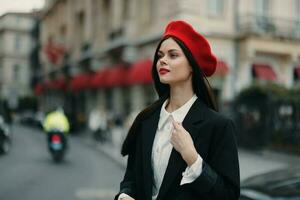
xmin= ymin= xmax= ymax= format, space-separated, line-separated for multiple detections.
xmin=159 ymin=77 xmax=171 ymax=84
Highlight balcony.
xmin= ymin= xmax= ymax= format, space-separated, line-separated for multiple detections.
xmin=239 ymin=15 xmax=300 ymax=40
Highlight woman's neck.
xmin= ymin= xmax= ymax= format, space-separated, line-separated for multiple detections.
xmin=166 ymin=83 xmax=194 ymax=113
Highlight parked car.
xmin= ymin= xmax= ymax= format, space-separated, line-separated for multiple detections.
xmin=19 ymin=111 xmax=44 ymax=129
xmin=240 ymin=167 xmax=300 ymax=200
xmin=0 ymin=115 xmax=11 ymax=154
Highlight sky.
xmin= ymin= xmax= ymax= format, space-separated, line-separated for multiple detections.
xmin=0 ymin=0 xmax=45 ymax=16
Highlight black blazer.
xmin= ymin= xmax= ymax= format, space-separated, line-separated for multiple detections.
xmin=115 ymin=99 xmax=240 ymax=200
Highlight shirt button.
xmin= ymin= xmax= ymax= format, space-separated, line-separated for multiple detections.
xmin=166 ymin=124 xmax=171 ymax=130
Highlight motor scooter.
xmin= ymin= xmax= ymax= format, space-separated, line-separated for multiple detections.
xmin=47 ymin=129 xmax=67 ymax=162
xmin=0 ymin=116 xmax=11 ymax=154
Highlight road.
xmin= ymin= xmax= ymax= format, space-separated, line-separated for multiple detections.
xmin=0 ymin=124 xmax=124 ymax=200
xmin=2 ymin=123 xmax=299 ymax=200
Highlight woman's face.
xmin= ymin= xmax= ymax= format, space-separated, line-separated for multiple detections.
xmin=156 ymin=38 xmax=192 ymax=85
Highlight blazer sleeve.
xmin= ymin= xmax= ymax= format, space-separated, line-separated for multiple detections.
xmin=114 ymin=124 xmax=142 ymax=200
xmin=114 ymin=150 xmax=137 ymax=200
xmin=184 ymin=118 xmax=240 ymax=199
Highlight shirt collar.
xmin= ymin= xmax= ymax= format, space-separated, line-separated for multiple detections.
xmin=158 ymin=94 xmax=198 ymax=130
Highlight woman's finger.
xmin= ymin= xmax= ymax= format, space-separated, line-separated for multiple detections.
xmin=172 ymin=121 xmax=181 ymax=130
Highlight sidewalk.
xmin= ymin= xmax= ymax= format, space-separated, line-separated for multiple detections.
xmin=238 ymin=148 xmax=300 ymax=180
xmin=83 ymin=133 xmax=300 ymax=181
xmin=83 ymin=132 xmax=127 ymax=168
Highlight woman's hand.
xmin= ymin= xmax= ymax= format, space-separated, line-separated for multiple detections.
xmin=120 ymin=195 xmax=135 ymax=200
xmin=171 ymin=121 xmax=198 ymax=166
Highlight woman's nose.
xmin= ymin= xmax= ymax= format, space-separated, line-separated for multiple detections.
xmin=159 ymin=56 xmax=167 ymax=66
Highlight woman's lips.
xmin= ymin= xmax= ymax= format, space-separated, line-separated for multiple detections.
xmin=159 ymin=68 xmax=170 ymax=75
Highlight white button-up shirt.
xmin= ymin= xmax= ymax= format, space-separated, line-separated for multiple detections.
xmin=151 ymin=94 xmax=203 ymax=200
xmin=118 ymin=94 xmax=203 ymax=200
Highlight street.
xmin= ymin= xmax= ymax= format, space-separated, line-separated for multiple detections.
xmin=1 ymin=123 xmax=300 ymax=200
xmin=0 ymin=124 xmax=123 ymax=200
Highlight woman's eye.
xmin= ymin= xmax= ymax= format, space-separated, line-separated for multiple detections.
xmin=170 ymin=54 xmax=178 ymax=58
xmin=157 ymin=54 xmax=163 ymax=59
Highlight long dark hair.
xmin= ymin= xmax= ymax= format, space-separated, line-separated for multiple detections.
xmin=121 ymin=36 xmax=218 ymax=156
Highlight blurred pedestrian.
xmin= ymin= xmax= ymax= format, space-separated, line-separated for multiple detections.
xmin=115 ymin=20 xmax=240 ymax=200
xmin=88 ymin=108 xmax=108 ymax=142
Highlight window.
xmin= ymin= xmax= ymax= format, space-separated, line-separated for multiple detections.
xmin=208 ymin=0 xmax=224 ymax=17
xmin=294 ymin=66 xmax=300 ymax=81
xmin=149 ymin=0 xmax=157 ymax=22
xmin=77 ymin=11 xmax=84 ymax=41
xmin=297 ymin=0 xmax=300 ymax=20
xmin=138 ymin=0 xmax=153 ymax=25
xmin=0 ymin=35 xmax=3 ymax=54
xmin=296 ymin=0 xmax=300 ymax=33
xmin=59 ymin=25 xmax=66 ymax=41
xmin=13 ymin=65 xmax=19 ymax=81
xmin=103 ymin=0 xmax=111 ymax=29
xmin=122 ymin=0 xmax=130 ymax=21
xmin=15 ymin=34 xmax=20 ymax=51
xmin=15 ymin=16 xmax=20 ymax=25
xmin=255 ymin=0 xmax=274 ymax=32
xmin=255 ymin=0 xmax=269 ymax=17
xmin=0 ymin=65 xmax=2 ymax=82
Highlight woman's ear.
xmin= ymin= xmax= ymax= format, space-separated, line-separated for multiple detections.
xmin=189 ymin=65 xmax=193 ymax=73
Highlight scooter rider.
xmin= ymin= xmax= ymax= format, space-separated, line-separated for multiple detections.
xmin=43 ymin=107 xmax=70 ymax=148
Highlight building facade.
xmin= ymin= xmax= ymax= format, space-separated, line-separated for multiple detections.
xmin=38 ymin=0 xmax=300 ymax=135
xmin=0 ymin=12 xmax=37 ymax=110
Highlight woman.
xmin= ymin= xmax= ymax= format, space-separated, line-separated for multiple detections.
xmin=115 ymin=20 xmax=240 ymax=200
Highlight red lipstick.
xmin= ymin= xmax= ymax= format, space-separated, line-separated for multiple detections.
xmin=159 ymin=68 xmax=170 ymax=75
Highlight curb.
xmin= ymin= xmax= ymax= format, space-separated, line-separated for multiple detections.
xmin=94 ymin=142 xmax=127 ymax=169
xmin=83 ymin=134 xmax=127 ymax=169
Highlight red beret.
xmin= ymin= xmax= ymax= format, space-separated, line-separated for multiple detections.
xmin=162 ymin=20 xmax=217 ymax=77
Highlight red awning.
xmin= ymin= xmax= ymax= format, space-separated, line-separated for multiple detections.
xmin=126 ymin=59 xmax=153 ymax=85
xmin=45 ymin=78 xmax=66 ymax=90
xmin=54 ymin=78 xmax=66 ymax=90
xmin=70 ymin=73 xmax=91 ymax=91
xmin=295 ymin=67 xmax=300 ymax=78
xmin=34 ymin=83 xmax=44 ymax=95
xmin=43 ymin=81 xmax=51 ymax=89
xmin=90 ymin=68 xmax=110 ymax=88
xmin=214 ymin=60 xmax=229 ymax=76
xmin=253 ymin=64 xmax=277 ymax=81
xmin=102 ymin=65 xmax=128 ymax=88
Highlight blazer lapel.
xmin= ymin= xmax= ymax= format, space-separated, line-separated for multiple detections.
xmin=141 ymin=106 xmax=161 ymax=200
xmin=156 ymin=99 xmax=206 ymax=200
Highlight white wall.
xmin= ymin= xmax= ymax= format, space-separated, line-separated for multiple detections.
xmin=0 ymin=14 xmax=35 ymax=99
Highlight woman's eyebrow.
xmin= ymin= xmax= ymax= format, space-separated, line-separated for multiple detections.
xmin=168 ymin=49 xmax=180 ymax=53
xmin=158 ymin=49 xmax=180 ymax=53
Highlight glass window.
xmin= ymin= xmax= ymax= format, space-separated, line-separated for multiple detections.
xmin=13 ymin=65 xmax=19 ymax=81
xmin=208 ymin=0 xmax=224 ymax=16
xmin=122 ymin=0 xmax=130 ymax=21
xmin=0 ymin=65 xmax=2 ymax=82
xmin=15 ymin=34 xmax=20 ymax=51
xmin=297 ymin=0 xmax=300 ymax=20
xmin=295 ymin=0 xmax=300 ymax=36
xmin=0 ymin=35 xmax=2 ymax=53
xmin=255 ymin=0 xmax=269 ymax=17
xmin=103 ymin=0 xmax=111 ymax=30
